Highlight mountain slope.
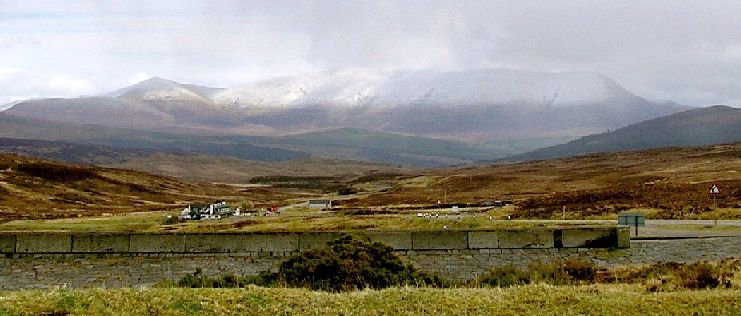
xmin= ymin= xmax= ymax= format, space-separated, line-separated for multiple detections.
xmin=0 ymin=152 xmax=237 ymax=220
xmin=214 ymin=68 xmax=687 ymax=141
xmin=0 ymin=113 xmax=309 ymax=162
xmin=506 ymin=105 xmax=741 ymax=161
xmin=247 ymin=128 xmax=515 ymax=167
xmin=0 ymin=137 xmax=154 ymax=165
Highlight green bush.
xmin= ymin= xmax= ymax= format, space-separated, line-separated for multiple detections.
xmin=527 ymin=261 xmax=571 ymax=285
xmin=173 ymin=235 xmax=447 ymax=292
xmin=479 ymin=265 xmax=530 ymax=287
xmin=273 ymin=234 xmax=446 ymax=291
xmin=480 ymin=259 xmax=597 ymax=287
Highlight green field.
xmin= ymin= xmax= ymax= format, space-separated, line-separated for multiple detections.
xmin=0 ymin=208 xmax=614 ymax=233
xmin=1 ymin=285 xmax=738 ymax=315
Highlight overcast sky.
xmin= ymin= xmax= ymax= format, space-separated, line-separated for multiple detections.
xmin=1 ymin=0 xmax=741 ymax=106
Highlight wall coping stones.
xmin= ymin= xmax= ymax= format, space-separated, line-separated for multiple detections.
xmin=0 ymin=227 xmax=627 ymax=255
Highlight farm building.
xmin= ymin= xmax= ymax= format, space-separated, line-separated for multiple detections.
xmin=308 ymin=199 xmax=333 ymax=209
xmin=179 ymin=201 xmax=235 ymax=220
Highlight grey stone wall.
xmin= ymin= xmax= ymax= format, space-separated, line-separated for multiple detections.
xmin=402 ymin=237 xmax=741 ymax=280
xmin=4 ymin=230 xmax=736 ymax=290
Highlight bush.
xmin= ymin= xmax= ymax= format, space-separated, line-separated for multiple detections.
xmin=273 ymin=234 xmax=446 ymax=291
xmin=480 ymin=259 xmax=597 ymax=287
xmin=479 ymin=265 xmax=530 ymax=287
xmin=173 ymin=235 xmax=447 ymax=292
xmin=337 ymin=186 xmax=359 ymax=195
xmin=561 ymin=258 xmax=596 ymax=282
xmin=527 ymin=261 xmax=571 ymax=285
xmin=16 ymin=162 xmax=98 ymax=182
xmin=674 ymin=263 xmax=722 ymax=289
xmin=162 ymin=216 xmax=180 ymax=225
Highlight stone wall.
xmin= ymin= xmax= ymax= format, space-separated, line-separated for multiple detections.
xmin=4 ymin=228 xmax=736 ymax=290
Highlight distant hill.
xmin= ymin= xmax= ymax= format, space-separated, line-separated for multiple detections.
xmin=0 ymin=113 xmax=309 ymax=162
xmin=246 ymin=128 xmax=516 ymax=167
xmin=506 ymin=105 xmax=741 ymax=161
xmin=0 ymin=113 xmax=506 ymax=167
xmin=0 ymin=152 xmax=237 ymax=220
xmin=0 ymin=137 xmax=154 ymax=165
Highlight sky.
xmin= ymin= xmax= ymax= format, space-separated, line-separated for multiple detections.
xmin=1 ymin=0 xmax=741 ymax=107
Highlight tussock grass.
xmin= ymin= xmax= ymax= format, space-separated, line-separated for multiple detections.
xmin=0 ymin=285 xmax=739 ymax=315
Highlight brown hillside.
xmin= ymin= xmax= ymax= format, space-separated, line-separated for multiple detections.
xmin=0 ymin=153 xmax=256 ymax=220
xmin=341 ymin=143 xmax=741 ymax=219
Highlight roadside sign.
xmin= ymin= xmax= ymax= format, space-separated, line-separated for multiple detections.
xmin=618 ymin=212 xmax=645 ymax=236
xmin=710 ymin=184 xmax=719 ymax=194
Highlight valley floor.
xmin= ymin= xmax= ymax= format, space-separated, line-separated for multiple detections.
xmin=1 ymin=285 xmax=738 ymax=315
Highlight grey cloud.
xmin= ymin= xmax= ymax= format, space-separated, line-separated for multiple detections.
xmin=1 ymin=0 xmax=741 ymax=106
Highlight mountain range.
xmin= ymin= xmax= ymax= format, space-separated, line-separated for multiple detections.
xmin=2 ymin=68 xmax=737 ymax=168
xmin=3 ymin=68 xmax=688 ymax=142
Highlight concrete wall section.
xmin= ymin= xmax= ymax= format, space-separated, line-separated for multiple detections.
xmin=467 ymin=231 xmax=499 ymax=249
xmin=411 ymin=231 xmax=467 ymax=250
xmin=15 ymin=234 xmax=71 ymax=253
xmin=242 ymin=233 xmax=299 ymax=253
xmin=72 ymin=234 xmax=130 ymax=253
xmin=130 ymin=234 xmax=185 ymax=253
xmin=0 ymin=228 xmax=626 ymax=254
xmin=0 ymin=234 xmax=15 ymax=253
xmin=560 ymin=228 xmax=616 ymax=248
xmin=364 ymin=232 xmax=413 ymax=250
xmin=298 ymin=233 xmax=343 ymax=251
xmin=497 ymin=230 xmax=554 ymax=248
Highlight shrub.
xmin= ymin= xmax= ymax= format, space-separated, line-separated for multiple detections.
xmin=16 ymin=162 xmax=98 ymax=182
xmin=162 ymin=216 xmax=184 ymax=225
xmin=479 ymin=265 xmax=530 ymax=287
xmin=273 ymin=234 xmax=446 ymax=291
xmin=527 ymin=261 xmax=571 ymax=285
xmin=480 ymin=259 xmax=597 ymax=287
xmin=337 ymin=186 xmax=359 ymax=195
xmin=561 ymin=258 xmax=596 ymax=282
xmin=673 ymin=263 xmax=721 ymax=289
xmin=173 ymin=235 xmax=447 ymax=292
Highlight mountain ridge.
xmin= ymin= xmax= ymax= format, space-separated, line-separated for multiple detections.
xmin=504 ymin=105 xmax=741 ymax=161
xmin=1 ymin=68 xmax=689 ymax=143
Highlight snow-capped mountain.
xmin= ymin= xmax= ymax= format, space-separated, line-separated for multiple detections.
xmin=213 ymin=68 xmax=636 ymax=109
xmin=109 ymin=77 xmax=216 ymax=103
xmin=0 ymin=68 xmax=689 ymax=142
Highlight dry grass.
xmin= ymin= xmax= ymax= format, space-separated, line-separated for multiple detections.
xmin=0 ymin=208 xmax=612 ymax=232
xmin=342 ymin=143 xmax=741 ymax=219
xmin=111 ymin=153 xmax=408 ymax=183
xmin=0 ymin=284 xmax=738 ymax=315
xmin=0 ymin=153 xmax=299 ymax=221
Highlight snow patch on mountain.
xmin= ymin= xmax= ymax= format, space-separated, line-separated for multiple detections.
xmin=109 ymin=77 xmax=213 ymax=103
xmin=213 ymin=68 xmax=636 ymax=109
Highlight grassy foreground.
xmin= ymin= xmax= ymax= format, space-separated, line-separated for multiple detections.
xmin=0 ymin=285 xmax=738 ymax=315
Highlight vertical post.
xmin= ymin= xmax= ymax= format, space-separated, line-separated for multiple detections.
xmin=634 ymin=219 xmax=638 ymax=236
xmin=713 ymin=191 xmax=717 ymax=226
xmin=562 ymin=206 xmax=566 ymax=220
